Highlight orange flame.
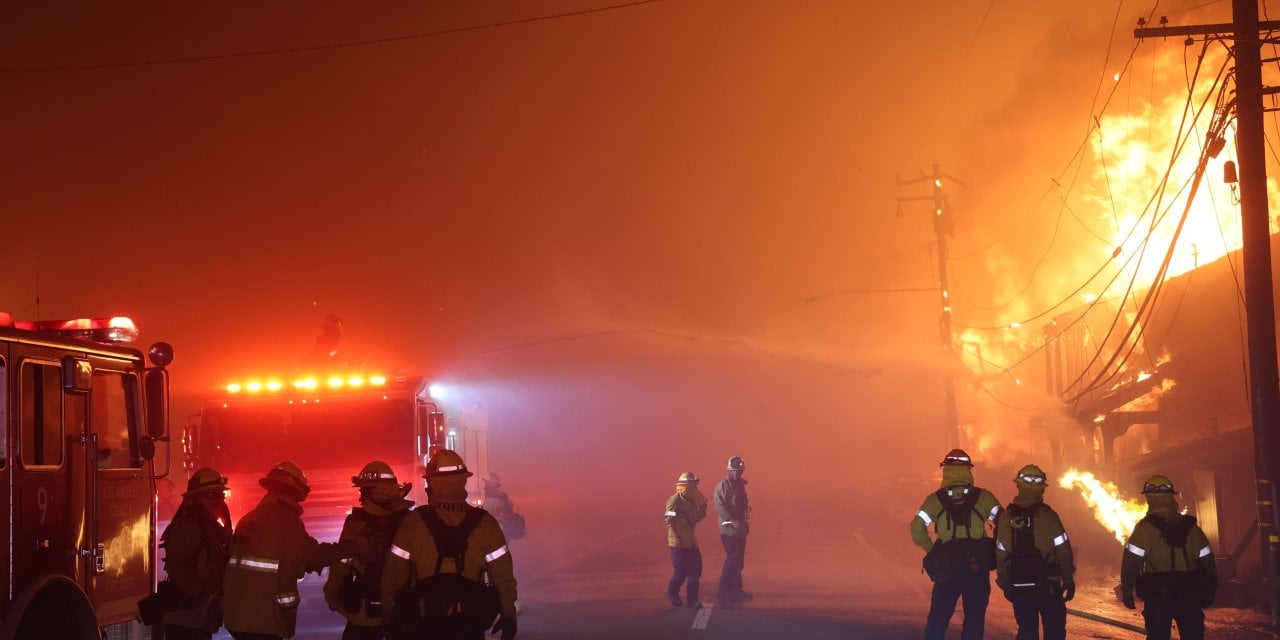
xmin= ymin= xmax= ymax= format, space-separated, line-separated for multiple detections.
xmin=1058 ymin=468 xmax=1146 ymax=544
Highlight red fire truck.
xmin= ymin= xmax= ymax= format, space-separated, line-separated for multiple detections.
xmin=185 ymin=370 xmax=489 ymax=522
xmin=0 ymin=314 xmax=173 ymax=640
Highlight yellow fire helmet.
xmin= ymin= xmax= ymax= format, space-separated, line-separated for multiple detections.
xmin=676 ymin=471 xmax=699 ymax=485
xmin=424 ymin=449 xmax=473 ymax=478
xmin=939 ymin=448 xmax=974 ymax=468
xmin=1014 ymin=464 xmax=1048 ymax=487
xmin=1142 ymin=474 xmax=1178 ymax=494
xmin=352 ymin=460 xmax=398 ymax=487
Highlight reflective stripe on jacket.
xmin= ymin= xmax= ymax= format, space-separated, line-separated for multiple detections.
xmin=1121 ymin=513 xmax=1218 ymax=593
xmin=993 ymin=500 xmax=1075 ymax=586
xmin=222 ymin=494 xmax=353 ymax=637
xmin=910 ymin=486 xmax=1001 ymax=553
xmin=665 ymin=492 xmax=706 ymax=549
xmin=714 ymin=477 xmax=749 ymax=538
xmin=380 ymin=505 xmax=518 ymax=618
xmin=323 ymin=504 xmax=411 ymax=628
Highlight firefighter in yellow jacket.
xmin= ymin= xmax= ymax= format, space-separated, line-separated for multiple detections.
xmin=665 ymin=471 xmax=708 ymax=608
xmin=323 ymin=461 xmax=414 ymax=640
xmin=910 ymin=448 xmax=1002 ymax=640
xmin=1120 ymin=474 xmax=1218 ymax=640
xmin=994 ymin=464 xmax=1075 ymax=640
xmin=222 ymin=461 xmax=374 ymax=640
xmin=381 ymin=450 xmax=518 ymax=640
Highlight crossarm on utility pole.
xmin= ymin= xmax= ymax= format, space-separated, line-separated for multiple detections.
xmin=1134 ymin=19 xmax=1280 ymax=38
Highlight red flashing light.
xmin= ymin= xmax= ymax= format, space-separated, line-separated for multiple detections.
xmin=14 ymin=316 xmax=139 ymax=343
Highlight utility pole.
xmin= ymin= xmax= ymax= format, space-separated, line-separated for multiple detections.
xmin=1138 ymin=4 xmax=1280 ymax=631
xmin=898 ymin=164 xmax=968 ymax=448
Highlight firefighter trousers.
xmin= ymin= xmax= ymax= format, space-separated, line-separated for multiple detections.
xmin=1008 ymin=582 xmax=1067 ymax=640
xmin=1142 ymin=589 xmax=1205 ymax=640
xmin=718 ymin=534 xmax=747 ymax=596
xmin=924 ymin=569 xmax=990 ymax=640
xmin=668 ymin=547 xmax=703 ymax=603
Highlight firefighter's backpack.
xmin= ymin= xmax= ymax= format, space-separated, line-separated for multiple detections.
xmin=392 ymin=507 xmax=501 ymax=638
xmin=1003 ymin=503 xmax=1050 ymax=593
xmin=336 ymin=507 xmax=411 ymax=617
xmin=922 ymin=486 xmax=996 ymax=581
xmin=1134 ymin=514 xmax=1217 ymax=606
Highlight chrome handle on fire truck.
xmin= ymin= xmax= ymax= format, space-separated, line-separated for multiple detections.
xmin=88 ymin=432 xmax=103 ymax=574
xmin=73 ymin=543 xmax=105 ymax=572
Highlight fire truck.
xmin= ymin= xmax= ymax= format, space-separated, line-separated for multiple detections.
xmin=185 ymin=370 xmax=489 ymax=522
xmin=0 ymin=314 xmax=173 ymax=640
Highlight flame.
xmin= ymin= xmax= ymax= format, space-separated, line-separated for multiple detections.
xmin=1059 ymin=468 xmax=1146 ymax=544
xmin=1087 ymin=47 xmax=1280 ymax=293
xmin=1117 ymin=377 xmax=1177 ymax=412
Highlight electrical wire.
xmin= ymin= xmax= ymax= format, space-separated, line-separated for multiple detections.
xmin=961 ymin=40 xmax=1225 ymax=334
xmin=1064 ymin=73 xmax=1230 ymax=407
xmin=969 ymin=43 xmax=1228 ymax=384
xmin=0 ymin=0 xmax=662 ymax=73
xmin=947 ymin=3 xmax=1165 ymax=323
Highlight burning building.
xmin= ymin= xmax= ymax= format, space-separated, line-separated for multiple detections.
xmin=1028 ymin=234 xmax=1280 ymax=592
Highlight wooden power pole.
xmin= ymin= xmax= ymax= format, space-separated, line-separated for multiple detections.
xmin=898 ymin=164 xmax=968 ymax=449
xmin=1137 ymin=3 xmax=1280 ymax=631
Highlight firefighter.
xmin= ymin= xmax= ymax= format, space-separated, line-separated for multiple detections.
xmin=994 ymin=464 xmax=1076 ymax=640
xmin=222 ymin=461 xmax=379 ymax=640
xmin=380 ymin=450 xmax=518 ymax=640
xmin=1120 ymin=474 xmax=1218 ymax=640
xmin=714 ymin=455 xmax=751 ymax=602
xmin=910 ymin=448 xmax=1002 ymax=640
xmin=158 ymin=467 xmax=234 ymax=640
xmin=323 ymin=461 xmax=414 ymax=640
xmin=665 ymin=471 xmax=708 ymax=608
xmin=481 ymin=472 xmax=526 ymax=541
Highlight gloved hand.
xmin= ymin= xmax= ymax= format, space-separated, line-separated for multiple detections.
xmin=1061 ymin=579 xmax=1075 ymax=602
xmin=490 ymin=615 xmax=517 ymax=640
xmin=1121 ymin=591 xmax=1136 ymax=609
xmin=353 ymin=528 xmax=392 ymax=562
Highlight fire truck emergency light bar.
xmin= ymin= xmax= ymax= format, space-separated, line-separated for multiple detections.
xmin=225 ymin=374 xmax=389 ymax=394
xmin=11 ymin=316 xmax=140 ymax=343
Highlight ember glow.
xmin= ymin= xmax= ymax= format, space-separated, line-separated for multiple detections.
xmin=1059 ymin=469 xmax=1146 ymax=544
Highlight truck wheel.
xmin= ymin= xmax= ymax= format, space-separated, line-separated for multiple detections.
xmin=0 ymin=576 xmax=99 ymax=640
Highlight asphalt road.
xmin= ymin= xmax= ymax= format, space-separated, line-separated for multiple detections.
xmin=204 ymin=497 xmax=1273 ymax=640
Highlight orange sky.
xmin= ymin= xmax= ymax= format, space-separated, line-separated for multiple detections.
xmin=0 ymin=1 xmax=1271 ymax=481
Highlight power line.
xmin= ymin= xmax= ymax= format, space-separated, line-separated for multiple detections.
xmin=1065 ymin=63 xmax=1230 ymax=406
xmin=944 ymin=5 xmax=1160 ymax=322
xmin=0 ymin=0 xmax=662 ymax=74
xmin=961 ymin=49 xmax=1229 ymax=390
xmin=963 ymin=38 xmax=1225 ymax=334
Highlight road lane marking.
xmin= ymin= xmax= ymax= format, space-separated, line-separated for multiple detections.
xmin=691 ymin=602 xmax=714 ymax=630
